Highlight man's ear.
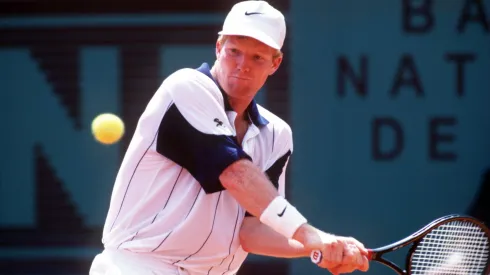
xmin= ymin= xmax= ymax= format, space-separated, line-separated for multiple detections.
xmin=269 ymin=56 xmax=283 ymax=75
xmin=216 ymin=40 xmax=222 ymax=60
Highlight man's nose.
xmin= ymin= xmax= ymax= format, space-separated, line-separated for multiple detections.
xmin=236 ymin=56 xmax=250 ymax=72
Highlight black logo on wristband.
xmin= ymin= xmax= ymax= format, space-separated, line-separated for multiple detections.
xmin=278 ymin=206 xmax=287 ymax=217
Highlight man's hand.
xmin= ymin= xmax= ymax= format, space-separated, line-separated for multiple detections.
xmin=292 ymin=223 xmax=325 ymax=252
xmin=312 ymin=231 xmax=370 ymax=275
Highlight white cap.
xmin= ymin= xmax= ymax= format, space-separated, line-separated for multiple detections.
xmin=218 ymin=1 xmax=286 ymax=50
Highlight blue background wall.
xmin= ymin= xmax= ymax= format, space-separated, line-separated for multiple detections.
xmin=290 ymin=0 xmax=490 ymax=274
xmin=0 ymin=0 xmax=489 ymax=274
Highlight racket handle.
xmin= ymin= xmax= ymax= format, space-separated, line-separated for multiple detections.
xmin=310 ymin=250 xmax=322 ymax=264
xmin=310 ymin=249 xmax=374 ymax=264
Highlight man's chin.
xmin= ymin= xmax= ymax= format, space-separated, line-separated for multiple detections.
xmin=226 ymin=91 xmax=257 ymax=101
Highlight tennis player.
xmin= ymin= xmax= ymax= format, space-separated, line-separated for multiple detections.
xmin=89 ymin=1 xmax=370 ymax=274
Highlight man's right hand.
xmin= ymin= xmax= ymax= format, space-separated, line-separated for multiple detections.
xmin=323 ymin=236 xmax=370 ymax=275
xmin=293 ymin=224 xmax=369 ymax=274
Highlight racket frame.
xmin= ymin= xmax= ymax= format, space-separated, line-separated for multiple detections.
xmin=368 ymin=214 xmax=490 ymax=275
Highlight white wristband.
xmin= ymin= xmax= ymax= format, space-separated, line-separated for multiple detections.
xmin=259 ymin=196 xmax=307 ymax=239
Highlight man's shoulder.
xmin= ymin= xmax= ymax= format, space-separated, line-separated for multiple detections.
xmin=157 ymin=67 xmax=222 ymax=102
xmin=164 ymin=67 xmax=214 ymax=86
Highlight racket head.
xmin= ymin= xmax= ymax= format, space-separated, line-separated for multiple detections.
xmin=405 ymin=215 xmax=490 ymax=275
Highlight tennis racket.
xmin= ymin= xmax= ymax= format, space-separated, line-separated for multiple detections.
xmin=310 ymin=214 xmax=490 ymax=275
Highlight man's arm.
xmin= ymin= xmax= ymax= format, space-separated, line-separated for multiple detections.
xmin=239 ymin=216 xmax=310 ymax=258
xmin=220 ymin=159 xmax=370 ymax=274
xmin=220 ymin=159 xmax=278 ymax=218
xmin=219 ymin=159 xmax=318 ymax=247
xmin=238 ymin=215 xmax=370 ymax=275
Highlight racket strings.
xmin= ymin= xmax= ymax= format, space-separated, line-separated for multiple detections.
xmin=410 ymin=220 xmax=489 ymax=275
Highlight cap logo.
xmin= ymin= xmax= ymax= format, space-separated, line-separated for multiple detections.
xmin=244 ymin=11 xmax=263 ymax=16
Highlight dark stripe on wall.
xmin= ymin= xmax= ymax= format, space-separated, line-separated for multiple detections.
xmin=0 ymin=26 xmax=220 ymax=46
xmin=237 ymin=260 xmax=289 ymax=275
xmin=0 ymin=228 xmax=102 ymax=247
xmin=0 ymin=256 xmax=289 ymax=275
xmin=0 ymin=0 xmax=289 ymax=15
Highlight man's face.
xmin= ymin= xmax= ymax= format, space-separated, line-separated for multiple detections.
xmin=215 ymin=35 xmax=282 ymax=100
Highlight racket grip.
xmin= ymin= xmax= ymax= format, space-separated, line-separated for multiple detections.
xmin=310 ymin=250 xmax=322 ymax=264
xmin=310 ymin=249 xmax=373 ymax=264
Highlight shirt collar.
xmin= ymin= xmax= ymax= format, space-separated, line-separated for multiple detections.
xmin=196 ymin=62 xmax=269 ymax=127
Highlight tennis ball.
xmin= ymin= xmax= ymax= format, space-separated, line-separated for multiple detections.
xmin=91 ymin=113 xmax=125 ymax=145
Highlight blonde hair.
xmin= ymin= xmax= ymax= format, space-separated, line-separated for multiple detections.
xmin=217 ymin=35 xmax=283 ymax=60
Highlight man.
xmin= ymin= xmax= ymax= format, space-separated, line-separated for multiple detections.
xmin=89 ymin=1 xmax=370 ymax=274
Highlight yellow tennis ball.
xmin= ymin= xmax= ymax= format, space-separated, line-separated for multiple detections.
xmin=91 ymin=113 xmax=125 ymax=145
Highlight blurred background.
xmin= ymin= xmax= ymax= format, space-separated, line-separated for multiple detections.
xmin=1 ymin=0 xmax=489 ymax=274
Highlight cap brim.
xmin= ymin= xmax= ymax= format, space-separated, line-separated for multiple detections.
xmin=218 ymin=28 xmax=281 ymax=50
